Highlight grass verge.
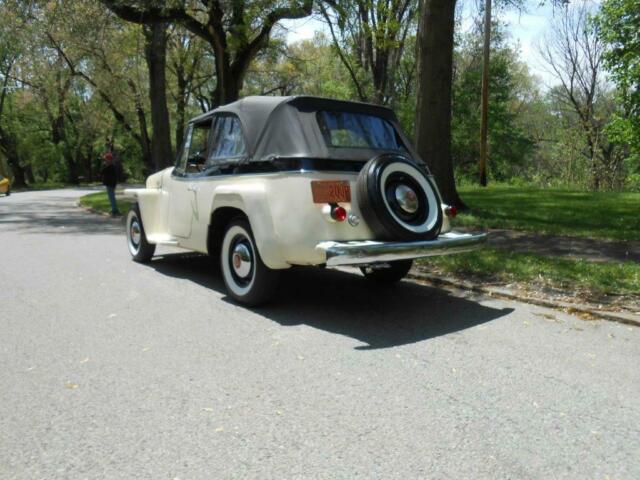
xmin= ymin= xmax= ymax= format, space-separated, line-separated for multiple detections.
xmin=79 ymin=191 xmax=132 ymax=215
xmin=417 ymin=247 xmax=640 ymax=297
xmin=454 ymin=185 xmax=640 ymax=241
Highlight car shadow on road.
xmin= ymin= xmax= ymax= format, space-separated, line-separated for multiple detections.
xmin=148 ymin=252 xmax=514 ymax=350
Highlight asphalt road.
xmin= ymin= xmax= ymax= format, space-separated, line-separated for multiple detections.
xmin=1 ymin=189 xmax=639 ymax=479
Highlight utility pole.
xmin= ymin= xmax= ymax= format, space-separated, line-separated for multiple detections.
xmin=479 ymin=0 xmax=492 ymax=186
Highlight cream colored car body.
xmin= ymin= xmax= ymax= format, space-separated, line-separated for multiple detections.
xmin=126 ymin=168 xmax=454 ymax=270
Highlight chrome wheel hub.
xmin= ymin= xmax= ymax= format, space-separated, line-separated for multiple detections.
xmin=231 ymin=242 xmax=252 ymax=278
xmin=130 ymin=221 xmax=141 ymax=246
xmin=395 ymin=184 xmax=419 ymax=214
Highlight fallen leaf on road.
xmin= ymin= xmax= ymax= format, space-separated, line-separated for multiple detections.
xmin=80 ymin=357 xmax=90 ymax=364
xmin=215 ymin=426 xmax=224 ymax=432
xmin=202 ymin=407 xmax=214 ymax=412
xmin=65 ymin=382 xmax=79 ymax=389
xmin=142 ymin=347 xmax=151 ymax=352
xmin=107 ymin=313 xmax=117 ymax=318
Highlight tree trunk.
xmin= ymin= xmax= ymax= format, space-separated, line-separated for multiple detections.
xmin=144 ymin=23 xmax=173 ymax=171
xmin=414 ymin=0 xmax=465 ymax=209
xmin=175 ymin=72 xmax=187 ymax=150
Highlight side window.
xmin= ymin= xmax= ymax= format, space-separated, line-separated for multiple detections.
xmin=175 ymin=125 xmax=193 ymax=174
xmin=175 ymin=121 xmax=212 ymax=176
xmin=205 ymin=115 xmax=246 ymax=169
xmin=185 ymin=122 xmax=211 ymax=174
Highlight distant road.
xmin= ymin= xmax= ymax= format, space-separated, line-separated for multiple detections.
xmin=1 ymin=189 xmax=639 ymax=479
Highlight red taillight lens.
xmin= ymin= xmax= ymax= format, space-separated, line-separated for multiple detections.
xmin=331 ymin=205 xmax=347 ymax=222
xmin=445 ymin=206 xmax=458 ymax=218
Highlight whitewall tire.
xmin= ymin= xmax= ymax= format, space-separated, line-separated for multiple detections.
xmin=356 ymin=154 xmax=443 ymax=241
xmin=126 ymin=205 xmax=156 ymax=263
xmin=220 ymin=218 xmax=280 ymax=306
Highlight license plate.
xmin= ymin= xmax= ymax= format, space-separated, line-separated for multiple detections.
xmin=311 ymin=181 xmax=351 ymax=203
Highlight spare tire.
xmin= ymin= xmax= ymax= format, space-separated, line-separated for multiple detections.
xmin=356 ymin=154 xmax=443 ymax=241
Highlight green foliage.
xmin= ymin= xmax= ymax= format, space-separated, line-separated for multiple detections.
xmin=595 ymin=0 xmax=640 ymax=186
xmin=79 ymin=190 xmax=132 ymax=214
xmin=452 ymin=23 xmax=536 ymax=183
xmin=454 ymin=184 xmax=640 ymax=241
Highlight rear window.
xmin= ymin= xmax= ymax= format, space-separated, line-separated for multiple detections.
xmin=316 ymin=111 xmax=404 ymax=150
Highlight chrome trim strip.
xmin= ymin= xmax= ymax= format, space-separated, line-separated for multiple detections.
xmin=317 ymin=231 xmax=487 ymax=266
xmin=170 ymin=169 xmax=359 ymax=182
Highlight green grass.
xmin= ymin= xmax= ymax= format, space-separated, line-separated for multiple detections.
xmin=418 ymin=247 xmax=640 ymax=296
xmin=79 ymin=191 xmax=132 ymax=215
xmin=454 ymin=185 xmax=640 ymax=241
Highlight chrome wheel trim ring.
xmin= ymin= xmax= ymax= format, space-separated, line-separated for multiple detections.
xmin=127 ymin=211 xmax=141 ymax=256
xmin=221 ymin=225 xmax=257 ymax=297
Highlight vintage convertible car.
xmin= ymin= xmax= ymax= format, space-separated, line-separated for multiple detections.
xmin=125 ymin=96 xmax=486 ymax=305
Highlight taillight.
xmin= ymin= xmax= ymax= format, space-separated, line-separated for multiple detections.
xmin=331 ymin=205 xmax=347 ymax=222
xmin=445 ymin=205 xmax=457 ymax=218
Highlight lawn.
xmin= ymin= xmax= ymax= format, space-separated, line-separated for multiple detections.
xmin=79 ymin=191 xmax=132 ymax=215
xmin=454 ymin=185 xmax=640 ymax=241
xmin=418 ymin=247 xmax=640 ymax=296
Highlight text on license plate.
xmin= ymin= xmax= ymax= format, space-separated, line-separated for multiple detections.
xmin=310 ymin=181 xmax=351 ymax=203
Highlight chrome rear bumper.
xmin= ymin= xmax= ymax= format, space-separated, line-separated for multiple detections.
xmin=316 ymin=231 xmax=487 ymax=267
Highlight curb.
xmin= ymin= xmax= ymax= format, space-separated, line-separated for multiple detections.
xmin=408 ymin=270 xmax=640 ymax=328
xmin=76 ymin=201 xmax=125 ymax=221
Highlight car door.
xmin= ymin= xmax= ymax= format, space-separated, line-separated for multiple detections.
xmin=167 ymin=120 xmax=212 ymax=238
xmin=185 ymin=114 xmax=248 ymax=249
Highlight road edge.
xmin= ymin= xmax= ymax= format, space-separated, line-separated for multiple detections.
xmin=408 ymin=270 xmax=640 ymax=328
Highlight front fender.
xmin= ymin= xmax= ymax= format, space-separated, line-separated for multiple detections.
xmin=211 ymin=184 xmax=289 ymax=269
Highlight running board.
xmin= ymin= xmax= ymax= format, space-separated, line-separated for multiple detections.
xmin=146 ymin=234 xmax=180 ymax=246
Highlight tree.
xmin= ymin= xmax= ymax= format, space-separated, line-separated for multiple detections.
xmin=451 ymin=22 xmax=535 ymax=183
xmin=595 ymin=0 xmax=640 ymax=187
xmin=144 ymin=22 xmax=173 ymax=169
xmin=319 ymin=0 xmax=418 ymax=105
xmin=100 ymin=0 xmax=313 ymax=107
xmin=539 ymin=2 xmax=616 ymax=190
xmin=414 ymin=0 xmax=463 ymax=207
xmin=0 ymin=0 xmax=32 ymax=186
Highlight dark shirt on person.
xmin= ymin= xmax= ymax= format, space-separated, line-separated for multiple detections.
xmin=102 ymin=164 xmax=118 ymax=188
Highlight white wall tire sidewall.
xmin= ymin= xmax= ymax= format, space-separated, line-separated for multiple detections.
xmin=127 ymin=210 xmax=141 ymax=257
xmin=379 ymin=162 xmax=439 ymax=234
xmin=221 ymin=224 xmax=257 ymax=298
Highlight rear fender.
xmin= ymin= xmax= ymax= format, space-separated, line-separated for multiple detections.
xmin=210 ymin=184 xmax=289 ymax=269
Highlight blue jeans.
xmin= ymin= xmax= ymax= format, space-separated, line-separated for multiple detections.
xmin=106 ymin=186 xmax=119 ymax=214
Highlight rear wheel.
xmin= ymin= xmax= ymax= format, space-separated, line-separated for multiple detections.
xmin=220 ymin=218 xmax=280 ymax=306
xmin=360 ymin=260 xmax=413 ymax=284
xmin=126 ymin=204 xmax=156 ymax=263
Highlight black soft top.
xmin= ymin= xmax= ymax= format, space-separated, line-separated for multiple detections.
xmin=189 ymin=95 xmax=422 ymax=164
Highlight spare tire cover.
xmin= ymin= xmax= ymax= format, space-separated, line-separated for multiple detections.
xmin=356 ymin=154 xmax=443 ymax=241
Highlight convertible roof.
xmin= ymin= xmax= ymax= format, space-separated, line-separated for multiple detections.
xmin=189 ymin=95 xmax=421 ymax=163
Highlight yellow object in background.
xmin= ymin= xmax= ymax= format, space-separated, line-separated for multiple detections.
xmin=0 ymin=175 xmax=10 ymax=196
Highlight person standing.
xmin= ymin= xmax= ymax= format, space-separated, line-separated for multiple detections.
xmin=102 ymin=151 xmax=120 ymax=217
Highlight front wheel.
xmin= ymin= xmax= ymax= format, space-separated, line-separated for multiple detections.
xmin=360 ymin=259 xmax=413 ymax=284
xmin=220 ymin=218 xmax=280 ymax=306
xmin=126 ymin=205 xmax=156 ymax=263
